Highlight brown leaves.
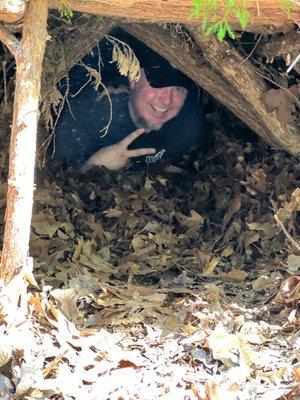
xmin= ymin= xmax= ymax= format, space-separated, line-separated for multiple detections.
xmin=0 ymin=125 xmax=297 ymax=399
xmin=194 ymin=249 xmax=220 ymax=276
xmin=222 ymin=195 xmax=241 ymax=226
xmin=261 ymin=88 xmax=297 ymax=124
xmin=102 ymin=207 xmax=123 ymax=218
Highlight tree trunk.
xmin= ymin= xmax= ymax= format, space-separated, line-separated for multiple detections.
xmin=120 ymin=23 xmax=299 ymax=156
xmin=0 ymin=0 xmax=26 ymax=23
xmin=0 ymin=0 xmax=48 ymax=282
xmin=48 ymin=0 xmax=300 ymax=33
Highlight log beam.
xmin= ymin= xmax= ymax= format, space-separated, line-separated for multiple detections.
xmin=120 ymin=23 xmax=300 ymax=155
xmin=0 ymin=0 xmax=26 ymax=23
xmin=0 ymin=0 xmax=48 ymax=282
xmin=48 ymin=0 xmax=300 ymax=33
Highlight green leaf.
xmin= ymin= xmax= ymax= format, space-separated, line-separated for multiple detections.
xmin=226 ymin=0 xmax=235 ymax=8
xmin=217 ymin=23 xmax=227 ymax=41
xmin=60 ymin=0 xmax=73 ymax=24
xmin=225 ymin=22 xmax=236 ymax=39
xmin=191 ymin=0 xmax=203 ymax=15
xmin=206 ymin=22 xmax=220 ymax=36
xmin=235 ymin=9 xmax=249 ymax=29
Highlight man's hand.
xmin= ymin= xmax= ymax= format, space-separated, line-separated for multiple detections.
xmin=81 ymin=128 xmax=156 ymax=172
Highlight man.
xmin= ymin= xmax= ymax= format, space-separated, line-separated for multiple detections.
xmin=53 ymin=40 xmax=206 ymax=172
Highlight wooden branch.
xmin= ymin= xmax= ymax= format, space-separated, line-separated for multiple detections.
xmin=42 ymin=16 xmax=117 ymax=98
xmin=187 ymin=25 xmax=300 ymax=155
xmin=48 ymin=0 xmax=300 ymax=33
xmin=0 ymin=0 xmax=48 ymax=282
xmin=0 ymin=22 xmax=21 ymax=59
xmin=0 ymin=0 xmax=26 ymax=23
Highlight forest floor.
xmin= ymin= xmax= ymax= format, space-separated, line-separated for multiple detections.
xmin=0 ymin=126 xmax=299 ymax=399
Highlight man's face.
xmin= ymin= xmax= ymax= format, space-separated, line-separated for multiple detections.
xmin=129 ymin=69 xmax=188 ymax=131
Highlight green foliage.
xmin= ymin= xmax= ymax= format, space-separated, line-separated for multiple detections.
xmin=190 ymin=0 xmax=250 ymax=40
xmin=235 ymin=8 xmax=249 ymax=29
xmin=190 ymin=0 xmax=296 ymax=41
xmin=60 ymin=0 xmax=74 ymax=24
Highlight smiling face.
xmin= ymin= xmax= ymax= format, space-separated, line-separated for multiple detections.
xmin=128 ymin=69 xmax=188 ymax=131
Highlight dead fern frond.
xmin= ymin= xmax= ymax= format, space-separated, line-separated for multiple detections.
xmin=40 ymin=85 xmax=63 ymax=130
xmin=107 ymin=36 xmax=140 ymax=83
xmin=80 ymin=64 xmax=102 ymax=91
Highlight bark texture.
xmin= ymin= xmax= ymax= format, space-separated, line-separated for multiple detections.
xmin=0 ymin=0 xmax=26 ymax=23
xmin=0 ymin=0 xmax=48 ymax=282
xmin=48 ymin=0 xmax=300 ymax=33
xmin=187 ymin=25 xmax=300 ymax=154
xmin=121 ymin=23 xmax=300 ymax=155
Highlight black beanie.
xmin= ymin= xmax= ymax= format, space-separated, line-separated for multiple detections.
xmin=118 ymin=31 xmax=194 ymax=91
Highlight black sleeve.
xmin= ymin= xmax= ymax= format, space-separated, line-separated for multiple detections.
xmin=52 ymin=87 xmax=111 ymax=164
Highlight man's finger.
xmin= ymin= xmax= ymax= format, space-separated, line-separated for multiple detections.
xmin=127 ymin=148 xmax=156 ymax=158
xmin=121 ymin=128 xmax=145 ymax=147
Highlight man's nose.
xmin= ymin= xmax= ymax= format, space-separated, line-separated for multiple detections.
xmin=158 ymin=88 xmax=172 ymax=105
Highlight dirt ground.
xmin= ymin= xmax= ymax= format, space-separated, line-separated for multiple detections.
xmin=0 ymin=118 xmax=299 ymax=399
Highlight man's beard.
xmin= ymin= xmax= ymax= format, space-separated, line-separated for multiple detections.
xmin=128 ymin=96 xmax=163 ymax=132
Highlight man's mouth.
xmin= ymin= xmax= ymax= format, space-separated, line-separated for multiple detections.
xmin=151 ymin=105 xmax=168 ymax=113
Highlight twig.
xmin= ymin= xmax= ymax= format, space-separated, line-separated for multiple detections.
xmin=256 ymin=0 xmax=260 ymax=17
xmin=0 ymin=23 xmax=20 ymax=60
xmin=98 ymin=81 xmax=113 ymax=138
xmin=1 ymin=60 xmax=8 ymax=117
xmin=274 ymin=214 xmax=300 ymax=253
xmin=40 ymin=75 xmax=70 ymax=165
xmin=286 ymin=52 xmax=300 ymax=74
xmin=241 ymin=34 xmax=262 ymax=64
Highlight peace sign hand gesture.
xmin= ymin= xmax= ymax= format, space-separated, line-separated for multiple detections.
xmin=81 ymin=128 xmax=156 ymax=172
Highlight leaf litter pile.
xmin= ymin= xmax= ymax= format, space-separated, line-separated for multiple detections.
xmin=0 ymin=131 xmax=299 ymax=400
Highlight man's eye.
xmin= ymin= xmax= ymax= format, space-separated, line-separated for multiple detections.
xmin=173 ymin=86 xmax=185 ymax=93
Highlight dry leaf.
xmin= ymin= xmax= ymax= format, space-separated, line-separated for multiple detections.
xmin=194 ymin=248 xmax=210 ymax=272
xmin=251 ymin=276 xmax=269 ymax=291
xmin=221 ymin=246 xmax=234 ymax=257
xmin=222 ymin=196 xmax=241 ymax=226
xmin=219 ymin=269 xmax=248 ymax=283
xmin=203 ymin=257 xmax=220 ymax=276
xmin=50 ymin=288 xmax=79 ymax=323
xmin=103 ymin=208 xmax=123 ymax=218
